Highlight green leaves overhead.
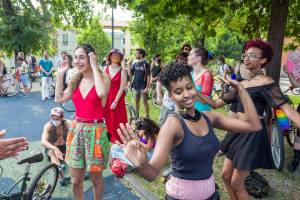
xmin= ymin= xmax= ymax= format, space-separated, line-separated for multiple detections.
xmin=76 ymin=18 xmax=111 ymax=62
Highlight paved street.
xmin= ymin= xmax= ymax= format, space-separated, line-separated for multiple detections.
xmin=0 ymin=92 xmax=140 ymax=199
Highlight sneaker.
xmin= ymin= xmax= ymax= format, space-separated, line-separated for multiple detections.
xmin=287 ymin=158 xmax=299 ymax=172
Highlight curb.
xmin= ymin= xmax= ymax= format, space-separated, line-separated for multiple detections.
xmin=122 ymin=173 xmax=160 ymax=200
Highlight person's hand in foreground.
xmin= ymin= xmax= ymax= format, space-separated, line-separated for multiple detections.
xmin=0 ymin=129 xmax=29 ymax=160
xmin=116 ymin=123 xmax=148 ymax=167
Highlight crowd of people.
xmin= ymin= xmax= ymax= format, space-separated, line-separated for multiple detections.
xmin=0 ymin=39 xmax=300 ymax=200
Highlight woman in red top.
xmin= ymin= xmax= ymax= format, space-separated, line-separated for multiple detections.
xmin=104 ymin=49 xmax=128 ymax=143
xmin=55 ymin=44 xmax=111 ymax=200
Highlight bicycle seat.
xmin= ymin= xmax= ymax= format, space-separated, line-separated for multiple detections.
xmin=17 ymin=153 xmax=44 ymax=165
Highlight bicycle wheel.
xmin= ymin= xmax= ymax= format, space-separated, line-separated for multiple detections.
xmin=20 ymin=78 xmax=32 ymax=93
xmin=60 ymin=99 xmax=76 ymax=112
xmin=2 ymin=78 xmax=20 ymax=96
xmin=270 ymin=121 xmax=285 ymax=171
xmin=27 ymin=163 xmax=59 ymax=200
xmin=126 ymin=103 xmax=138 ymax=123
xmin=48 ymin=84 xmax=55 ymax=98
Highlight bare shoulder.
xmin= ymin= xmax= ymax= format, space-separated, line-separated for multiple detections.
xmin=161 ymin=114 xmax=182 ymax=134
xmin=43 ymin=122 xmax=51 ymax=133
xmin=203 ymin=111 xmax=220 ymax=125
xmin=261 ymin=75 xmax=275 ymax=85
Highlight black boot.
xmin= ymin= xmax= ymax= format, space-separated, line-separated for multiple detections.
xmin=287 ymin=149 xmax=300 ymax=172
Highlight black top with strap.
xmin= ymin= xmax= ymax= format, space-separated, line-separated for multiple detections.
xmin=169 ymin=112 xmax=220 ymax=180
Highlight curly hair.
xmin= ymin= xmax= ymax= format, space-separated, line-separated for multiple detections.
xmin=67 ymin=44 xmax=95 ymax=93
xmin=245 ymin=39 xmax=274 ymax=67
xmin=135 ymin=117 xmax=160 ymax=139
xmin=159 ymin=62 xmax=193 ymax=91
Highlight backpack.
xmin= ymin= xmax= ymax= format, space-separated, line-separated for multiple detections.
xmin=245 ymin=171 xmax=270 ymax=199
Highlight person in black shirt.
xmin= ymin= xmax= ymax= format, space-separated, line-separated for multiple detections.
xmin=128 ymin=48 xmax=151 ymax=117
xmin=150 ymin=54 xmax=162 ymax=83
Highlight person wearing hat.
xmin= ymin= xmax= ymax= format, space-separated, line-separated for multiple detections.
xmin=41 ymin=107 xmax=71 ymax=185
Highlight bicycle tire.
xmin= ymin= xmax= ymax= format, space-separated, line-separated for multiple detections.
xmin=48 ymin=84 xmax=55 ymax=98
xmin=270 ymin=121 xmax=285 ymax=171
xmin=126 ymin=103 xmax=138 ymax=123
xmin=27 ymin=163 xmax=59 ymax=200
xmin=60 ymin=99 xmax=76 ymax=112
xmin=2 ymin=78 xmax=20 ymax=96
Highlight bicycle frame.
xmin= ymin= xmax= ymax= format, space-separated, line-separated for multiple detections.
xmin=0 ymin=164 xmax=31 ymax=200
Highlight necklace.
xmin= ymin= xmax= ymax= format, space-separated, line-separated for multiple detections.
xmin=248 ymin=70 xmax=264 ymax=80
xmin=180 ymin=110 xmax=202 ymax=122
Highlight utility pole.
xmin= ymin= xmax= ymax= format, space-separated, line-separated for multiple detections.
xmin=111 ymin=8 xmax=114 ymax=49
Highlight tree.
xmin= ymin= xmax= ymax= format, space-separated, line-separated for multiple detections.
xmin=0 ymin=0 xmax=94 ymax=57
xmin=76 ymin=18 xmax=111 ymax=62
xmin=113 ymin=0 xmax=300 ymax=82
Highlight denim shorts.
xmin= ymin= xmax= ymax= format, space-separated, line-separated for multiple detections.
xmin=21 ymin=73 xmax=30 ymax=86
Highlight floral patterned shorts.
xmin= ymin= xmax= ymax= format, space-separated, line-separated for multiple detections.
xmin=65 ymin=121 xmax=110 ymax=172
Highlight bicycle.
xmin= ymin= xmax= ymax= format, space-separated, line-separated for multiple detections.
xmin=268 ymin=86 xmax=299 ymax=171
xmin=0 ymin=73 xmax=20 ymax=96
xmin=0 ymin=152 xmax=59 ymax=200
xmin=60 ymin=99 xmax=76 ymax=112
xmin=125 ymin=103 xmax=138 ymax=123
xmin=147 ymin=82 xmax=160 ymax=108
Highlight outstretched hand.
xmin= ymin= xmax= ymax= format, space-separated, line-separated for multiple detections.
xmin=0 ymin=130 xmax=29 ymax=160
xmin=219 ymin=77 xmax=243 ymax=89
xmin=116 ymin=123 xmax=148 ymax=167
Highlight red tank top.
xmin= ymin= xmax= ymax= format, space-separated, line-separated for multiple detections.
xmin=72 ymin=85 xmax=105 ymax=120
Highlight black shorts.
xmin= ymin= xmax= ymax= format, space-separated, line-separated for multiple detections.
xmin=45 ymin=145 xmax=66 ymax=161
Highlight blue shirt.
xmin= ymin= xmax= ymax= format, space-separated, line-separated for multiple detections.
xmin=39 ymin=59 xmax=53 ymax=77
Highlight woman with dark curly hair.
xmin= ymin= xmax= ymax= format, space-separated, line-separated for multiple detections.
xmin=104 ymin=48 xmax=128 ymax=143
xmin=116 ymin=62 xmax=261 ymax=200
xmin=197 ymin=39 xmax=300 ymax=200
xmin=55 ymin=44 xmax=111 ymax=199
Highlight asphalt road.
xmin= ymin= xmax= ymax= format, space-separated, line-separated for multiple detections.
xmin=0 ymin=92 xmax=140 ymax=199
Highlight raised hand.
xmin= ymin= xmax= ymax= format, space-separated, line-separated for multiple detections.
xmin=116 ymin=123 xmax=148 ymax=167
xmin=88 ymin=52 xmax=98 ymax=69
xmin=57 ymin=61 xmax=69 ymax=75
xmin=0 ymin=129 xmax=29 ymax=160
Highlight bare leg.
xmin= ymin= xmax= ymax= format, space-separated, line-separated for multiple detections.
xmin=135 ymin=91 xmax=141 ymax=117
xmin=231 ymin=169 xmax=250 ymax=200
xmin=90 ymin=172 xmax=104 ymax=200
xmin=70 ymin=167 xmax=85 ymax=200
xmin=142 ymin=92 xmax=149 ymax=117
xmin=221 ymin=158 xmax=238 ymax=200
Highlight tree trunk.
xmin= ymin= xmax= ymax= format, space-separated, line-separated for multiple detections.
xmin=197 ymin=36 xmax=205 ymax=47
xmin=266 ymin=0 xmax=289 ymax=83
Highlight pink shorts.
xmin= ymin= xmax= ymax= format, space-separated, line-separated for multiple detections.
xmin=166 ymin=175 xmax=215 ymax=200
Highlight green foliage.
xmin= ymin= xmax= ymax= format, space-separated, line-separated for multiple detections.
xmin=76 ymin=18 xmax=111 ymax=62
xmin=0 ymin=0 xmax=94 ymax=56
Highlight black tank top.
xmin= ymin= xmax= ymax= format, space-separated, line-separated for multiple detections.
xmin=170 ymin=112 xmax=220 ymax=180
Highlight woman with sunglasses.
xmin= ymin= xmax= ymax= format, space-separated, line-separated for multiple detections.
xmin=197 ymin=39 xmax=300 ymax=200
xmin=104 ymin=49 xmax=128 ymax=143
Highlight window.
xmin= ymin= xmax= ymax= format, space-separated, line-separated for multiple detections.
xmin=62 ymin=34 xmax=68 ymax=45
